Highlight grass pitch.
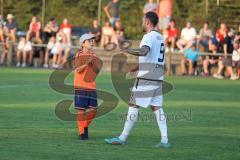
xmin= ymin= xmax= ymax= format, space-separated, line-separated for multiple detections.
xmin=0 ymin=68 xmax=240 ymax=160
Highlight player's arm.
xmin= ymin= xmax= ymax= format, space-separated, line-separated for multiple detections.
xmin=91 ymin=58 xmax=102 ymax=74
xmin=124 ymin=46 xmax=150 ymax=56
xmin=75 ymin=56 xmax=93 ymax=73
xmin=76 ymin=64 xmax=88 ymax=73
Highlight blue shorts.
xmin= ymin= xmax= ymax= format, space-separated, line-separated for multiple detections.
xmin=74 ymin=89 xmax=98 ymax=110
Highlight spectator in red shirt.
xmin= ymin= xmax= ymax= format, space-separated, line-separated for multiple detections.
xmin=215 ymin=23 xmax=227 ymax=52
xmin=60 ymin=18 xmax=72 ymax=45
xmin=26 ymin=16 xmax=42 ymax=44
xmin=165 ymin=19 xmax=178 ymax=52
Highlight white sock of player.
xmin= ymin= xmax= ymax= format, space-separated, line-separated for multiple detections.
xmin=119 ymin=107 xmax=139 ymax=142
xmin=154 ymin=108 xmax=168 ymax=144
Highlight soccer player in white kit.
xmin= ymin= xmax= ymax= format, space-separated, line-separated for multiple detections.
xmin=105 ymin=12 xmax=170 ymax=148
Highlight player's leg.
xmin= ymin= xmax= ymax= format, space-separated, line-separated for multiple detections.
xmin=74 ymin=89 xmax=89 ymax=140
xmin=150 ymin=83 xmax=170 ymax=148
xmin=151 ymin=106 xmax=170 ymax=148
xmin=105 ymin=104 xmax=139 ymax=145
xmin=119 ymin=104 xmax=139 ymax=141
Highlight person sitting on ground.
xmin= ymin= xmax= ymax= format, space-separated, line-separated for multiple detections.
xmin=90 ymin=20 xmax=101 ymax=46
xmin=26 ymin=16 xmax=42 ymax=44
xmin=213 ymin=29 xmax=239 ymax=80
xmin=199 ymin=22 xmax=212 ymax=51
xmin=100 ymin=21 xmax=115 ymax=47
xmin=177 ymin=22 xmax=196 ymax=52
xmin=165 ymin=19 xmax=178 ymax=53
xmin=181 ymin=43 xmax=199 ymax=76
xmin=16 ymin=37 xmax=33 ymax=67
xmin=43 ymin=17 xmax=59 ymax=43
xmin=43 ymin=36 xmax=56 ymax=68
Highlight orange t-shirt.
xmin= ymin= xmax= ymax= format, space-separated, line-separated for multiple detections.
xmin=74 ymin=51 xmax=101 ymax=90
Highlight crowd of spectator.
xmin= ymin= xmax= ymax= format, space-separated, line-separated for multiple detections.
xmin=0 ymin=0 xmax=239 ymax=80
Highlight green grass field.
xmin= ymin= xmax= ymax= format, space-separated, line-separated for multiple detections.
xmin=0 ymin=68 xmax=240 ymax=160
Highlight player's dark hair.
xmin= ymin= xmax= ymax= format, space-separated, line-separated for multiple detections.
xmin=145 ymin=12 xmax=159 ymax=27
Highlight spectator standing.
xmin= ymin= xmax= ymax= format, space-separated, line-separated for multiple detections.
xmin=90 ymin=20 xmax=101 ymax=46
xmin=165 ymin=19 xmax=178 ymax=52
xmin=143 ymin=0 xmax=158 ymax=14
xmin=158 ymin=0 xmax=172 ymax=30
xmin=104 ymin=0 xmax=120 ymax=27
xmin=199 ymin=22 xmax=212 ymax=51
xmin=177 ymin=22 xmax=196 ymax=52
xmin=181 ymin=43 xmax=199 ymax=75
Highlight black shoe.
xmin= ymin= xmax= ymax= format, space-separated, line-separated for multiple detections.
xmin=84 ymin=127 xmax=88 ymax=139
xmin=79 ymin=134 xmax=88 ymax=140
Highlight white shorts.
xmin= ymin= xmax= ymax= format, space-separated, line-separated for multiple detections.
xmin=51 ymin=42 xmax=64 ymax=55
xmin=47 ymin=41 xmax=55 ymax=50
xmin=129 ymin=78 xmax=163 ymax=108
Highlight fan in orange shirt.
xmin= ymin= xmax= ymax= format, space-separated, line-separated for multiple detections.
xmin=74 ymin=33 xmax=102 ymax=140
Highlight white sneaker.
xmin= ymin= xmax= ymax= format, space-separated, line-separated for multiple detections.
xmin=16 ymin=62 xmax=21 ymax=67
xmin=165 ymin=47 xmax=170 ymax=53
xmin=213 ymin=73 xmax=224 ymax=79
xmin=43 ymin=64 xmax=49 ymax=68
xmin=21 ymin=63 xmax=26 ymax=67
xmin=230 ymin=74 xmax=239 ymax=80
xmin=171 ymin=48 xmax=175 ymax=53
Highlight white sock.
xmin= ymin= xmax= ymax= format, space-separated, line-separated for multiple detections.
xmin=119 ymin=107 xmax=139 ymax=141
xmin=154 ymin=108 xmax=168 ymax=144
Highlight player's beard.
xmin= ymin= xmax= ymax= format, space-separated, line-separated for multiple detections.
xmin=142 ymin=25 xmax=147 ymax=33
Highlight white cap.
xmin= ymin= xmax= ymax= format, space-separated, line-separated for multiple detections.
xmin=7 ymin=14 xmax=14 ymax=19
xmin=79 ymin=33 xmax=95 ymax=46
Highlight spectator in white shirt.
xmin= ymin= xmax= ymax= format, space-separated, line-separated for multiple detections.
xmin=177 ymin=22 xmax=196 ymax=52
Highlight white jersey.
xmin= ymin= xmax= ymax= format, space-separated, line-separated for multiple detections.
xmin=137 ymin=31 xmax=165 ymax=81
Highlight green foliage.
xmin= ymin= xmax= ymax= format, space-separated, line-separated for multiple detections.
xmin=2 ymin=0 xmax=240 ymax=39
